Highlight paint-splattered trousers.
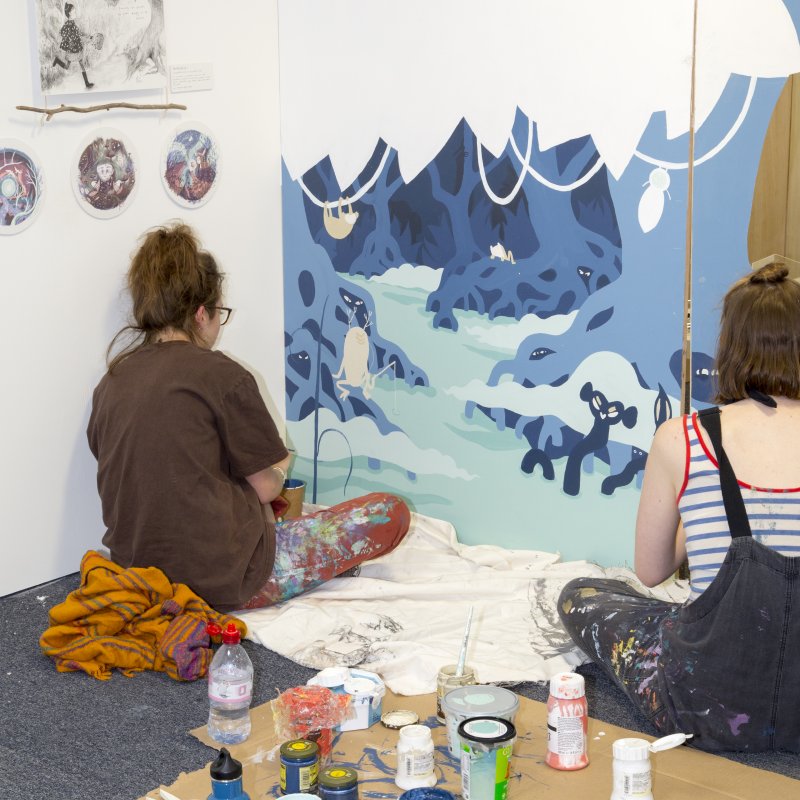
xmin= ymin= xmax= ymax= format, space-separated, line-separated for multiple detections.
xmin=241 ymin=492 xmax=411 ymax=608
xmin=557 ymin=578 xmax=676 ymax=732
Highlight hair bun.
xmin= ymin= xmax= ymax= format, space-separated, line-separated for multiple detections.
xmin=750 ymin=263 xmax=789 ymax=284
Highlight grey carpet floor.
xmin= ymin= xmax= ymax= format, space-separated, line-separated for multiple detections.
xmin=2 ymin=574 xmax=797 ymax=800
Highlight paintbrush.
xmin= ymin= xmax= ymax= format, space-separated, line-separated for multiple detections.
xmin=455 ymin=605 xmax=474 ymax=677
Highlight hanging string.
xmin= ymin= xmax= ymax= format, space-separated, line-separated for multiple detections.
xmin=297 ymin=142 xmax=393 ymax=207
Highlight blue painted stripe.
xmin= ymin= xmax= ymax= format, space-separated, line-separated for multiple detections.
xmin=687 ymin=547 xmax=729 ymax=557
xmin=685 ymin=531 xmax=730 ymax=542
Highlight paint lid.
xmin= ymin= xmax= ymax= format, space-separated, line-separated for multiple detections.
xmin=458 ymin=716 xmax=516 ymax=745
xmin=344 ymin=676 xmax=379 ymax=696
xmin=319 ymin=766 xmax=358 ymax=789
xmin=440 ymin=684 xmax=520 ymax=718
xmin=612 ymin=737 xmax=651 ymax=761
xmin=549 ymin=671 xmax=585 ymax=700
xmin=649 ymin=732 xmax=692 ymax=752
xmin=312 ymin=666 xmax=351 ymax=688
xmin=209 ymin=747 xmax=242 ymax=781
xmin=397 ymin=789 xmax=457 ymax=800
xmin=381 ymin=709 xmax=419 ymax=729
xmin=279 ymin=739 xmax=320 ymax=762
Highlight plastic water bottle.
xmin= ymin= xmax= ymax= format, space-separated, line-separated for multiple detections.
xmin=207 ymin=622 xmax=253 ymax=744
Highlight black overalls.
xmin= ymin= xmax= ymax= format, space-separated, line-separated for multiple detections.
xmin=558 ymin=407 xmax=800 ymax=752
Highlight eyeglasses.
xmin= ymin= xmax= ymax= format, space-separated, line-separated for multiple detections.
xmin=213 ymin=306 xmax=233 ymax=325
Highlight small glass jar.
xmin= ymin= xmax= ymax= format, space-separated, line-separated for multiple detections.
xmin=436 ymin=664 xmax=477 ymax=722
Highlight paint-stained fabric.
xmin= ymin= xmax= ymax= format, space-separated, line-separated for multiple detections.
xmin=241 ymin=492 xmax=411 ymax=608
xmin=559 ymin=407 xmax=800 ymax=753
xmin=39 ymin=550 xmax=245 ymax=681
xmin=680 ymin=412 xmax=800 ymax=600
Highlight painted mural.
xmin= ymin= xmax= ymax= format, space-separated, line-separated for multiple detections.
xmin=278 ymin=1 xmax=800 ymax=565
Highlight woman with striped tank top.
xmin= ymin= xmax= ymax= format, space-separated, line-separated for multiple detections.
xmin=558 ymin=263 xmax=800 ymax=752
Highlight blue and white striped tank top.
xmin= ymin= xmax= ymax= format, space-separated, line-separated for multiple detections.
xmin=678 ymin=413 xmax=800 ymax=601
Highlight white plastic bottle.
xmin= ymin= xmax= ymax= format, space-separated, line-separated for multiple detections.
xmin=207 ymin=622 xmax=254 ymax=744
xmin=395 ymin=724 xmax=437 ymax=791
xmin=610 ymin=733 xmax=691 ymax=800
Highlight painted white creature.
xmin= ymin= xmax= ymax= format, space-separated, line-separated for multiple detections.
xmin=489 ymin=242 xmax=515 ymax=264
xmin=323 ymin=197 xmax=359 ymax=239
xmin=638 ymin=167 xmax=671 ymax=233
xmin=334 ymin=310 xmax=395 ymax=400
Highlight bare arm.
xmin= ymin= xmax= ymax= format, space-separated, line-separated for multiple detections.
xmin=245 ymin=451 xmax=293 ymax=505
xmin=634 ymin=417 xmax=687 ymax=586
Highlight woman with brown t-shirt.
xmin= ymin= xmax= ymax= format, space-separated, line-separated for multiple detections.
xmin=88 ymin=222 xmax=410 ymax=612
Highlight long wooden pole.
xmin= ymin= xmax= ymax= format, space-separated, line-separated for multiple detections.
xmin=681 ymin=0 xmax=700 ymax=416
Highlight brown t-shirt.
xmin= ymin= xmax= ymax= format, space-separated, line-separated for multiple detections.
xmin=87 ymin=341 xmax=289 ymax=611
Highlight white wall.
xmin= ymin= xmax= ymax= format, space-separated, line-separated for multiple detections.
xmin=0 ymin=1 xmax=284 ymax=596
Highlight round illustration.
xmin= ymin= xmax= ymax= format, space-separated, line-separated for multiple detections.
xmin=161 ymin=123 xmax=221 ymax=208
xmin=0 ymin=140 xmax=44 ymax=235
xmin=73 ymin=128 xmax=138 ymax=219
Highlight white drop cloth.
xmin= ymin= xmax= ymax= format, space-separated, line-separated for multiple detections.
xmin=239 ymin=511 xmax=688 ymax=695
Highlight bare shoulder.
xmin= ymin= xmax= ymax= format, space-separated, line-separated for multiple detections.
xmin=646 ymin=415 xmax=686 ymax=476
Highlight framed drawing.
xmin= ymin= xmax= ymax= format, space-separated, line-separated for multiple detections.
xmin=161 ymin=123 xmax=221 ymax=209
xmin=72 ymin=128 xmax=138 ymax=219
xmin=36 ymin=0 xmax=167 ymax=95
xmin=0 ymin=141 xmax=45 ymax=235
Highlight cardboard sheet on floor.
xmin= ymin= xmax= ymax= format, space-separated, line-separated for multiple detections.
xmin=140 ymin=691 xmax=797 ymax=799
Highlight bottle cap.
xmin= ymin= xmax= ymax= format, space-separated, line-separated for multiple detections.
xmin=280 ymin=738 xmax=320 ymax=761
xmin=319 ymin=766 xmax=359 ymax=789
xmin=313 ymin=667 xmax=350 ymax=688
xmin=209 ymin=747 xmax=243 ymax=781
xmin=344 ymin=677 xmax=377 ymax=696
xmin=221 ymin=622 xmax=241 ymax=645
xmin=381 ymin=709 xmax=419 ymax=729
xmin=549 ymin=671 xmax=585 ymax=700
xmin=649 ymin=732 xmax=692 ymax=752
xmin=398 ymin=724 xmax=433 ymax=742
xmin=612 ymin=737 xmax=651 ymax=761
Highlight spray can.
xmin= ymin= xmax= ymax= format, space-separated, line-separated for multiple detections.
xmin=610 ymin=733 xmax=691 ymax=800
xmin=545 ymin=671 xmax=588 ymax=770
xmin=280 ymin=738 xmax=320 ymax=795
xmin=207 ymin=748 xmax=250 ymax=800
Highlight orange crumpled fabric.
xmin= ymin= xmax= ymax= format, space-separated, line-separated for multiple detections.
xmin=39 ymin=550 xmax=246 ymax=681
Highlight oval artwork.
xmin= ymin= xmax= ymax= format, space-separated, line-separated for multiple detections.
xmin=0 ymin=142 xmax=44 ymax=235
xmin=162 ymin=124 xmax=220 ymax=208
xmin=73 ymin=128 xmax=138 ymax=218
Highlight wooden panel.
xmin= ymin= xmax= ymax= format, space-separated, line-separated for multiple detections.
xmin=748 ymin=75 xmax=792 ymax=263
xmin=785 ymin=75 xmax=800 ymax=262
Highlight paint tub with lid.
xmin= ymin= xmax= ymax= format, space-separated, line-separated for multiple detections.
xmin=339 ymin=670 xmax=385 ymax=731
xmin=457 ymin=716 xmax=516 ymax=800
xmin=318 ymin=765 xmax=359 ymax=800
xmin=398 ymin=790 xmax=456 ymax=800
xmin=441 ymin=684 xmax=519 ymax=756
xmin=279 ymin=738 xmax=320 ymax=795
xmin=307 ymin=667 xmax=351 ymax=696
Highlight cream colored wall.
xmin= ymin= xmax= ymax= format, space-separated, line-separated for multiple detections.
xmin=0 ymin=1 xmax=284 ymax=596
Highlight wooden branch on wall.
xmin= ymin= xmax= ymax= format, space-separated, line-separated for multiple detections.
xmin=16 ymin=102 xmax=187 ymax=121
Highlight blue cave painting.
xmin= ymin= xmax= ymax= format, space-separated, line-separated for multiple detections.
xmin=281 ymin=65 xmax=794 ymax=560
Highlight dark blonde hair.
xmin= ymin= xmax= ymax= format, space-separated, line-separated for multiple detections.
xmin=107 ymin=222 xmax=223 ymax=372
xmin=715 ymin=263 xmax=800 ymax=403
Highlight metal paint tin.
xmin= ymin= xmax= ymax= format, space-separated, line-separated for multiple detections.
xmin=318 ymin=765 xmax=359 ymax=800
xmin=457 ymin=717 xmax=516 ymax=800
xmin=280 ymin=738 xmax=320 ymax=795
xmin=441 ymin=684 xmax=520 ymax=756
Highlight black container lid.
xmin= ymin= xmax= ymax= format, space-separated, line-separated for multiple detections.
xmin=279 ymin=738 xmax=320 ymax=761
xmin=210 ymin=748 xmax=243 ymax=781
xmin=457 ymin=716 xmax=516 ymax=745
xmin=319 ymin=766 xmax=358 ymax=788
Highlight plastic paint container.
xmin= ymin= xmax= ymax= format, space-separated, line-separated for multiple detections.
xmin=280 ymin=739 xmax=320 ymax=795
xmin=308 ymin=667 xmax=351 ymax=696
xmin=435 ymin=663 xmax=477 ymax=722
xmin=441 ymin=684 xmax=520 ymax=756
xmin=395 ymin=724 xmax=437 ymax=791
xmin=458 ymin=716 xmax=516 ymax=800
xmin=545 ymin=671 xmax=588 ymax=770
xmin=339 ymin=671 xmax=385 ymax=731
xmin=318 ymin=765 xmax=359 ymax=800
xmin=610 ymin=733 xmax=691 ymax=800
xmin=398 ymin=790 xmax=456 ymax=800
